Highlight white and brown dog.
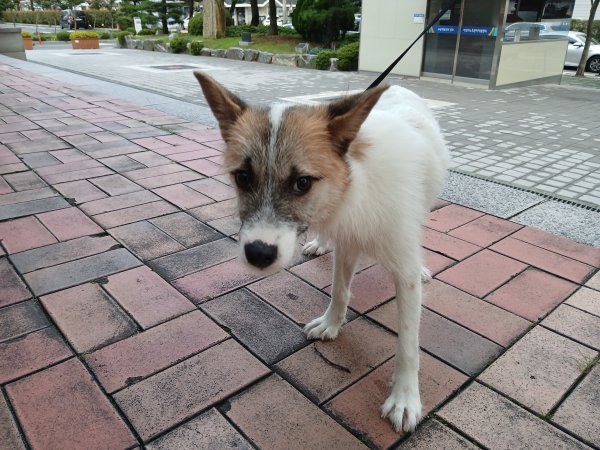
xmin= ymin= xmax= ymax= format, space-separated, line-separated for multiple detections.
xmin=194 ymin=72 xmax=449 ymax=432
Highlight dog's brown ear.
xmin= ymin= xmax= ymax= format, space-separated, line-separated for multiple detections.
xmin=327 ymin=85 xmax=389 ymax=155
xmin=194 ymin=71 xmax=247 ymax=142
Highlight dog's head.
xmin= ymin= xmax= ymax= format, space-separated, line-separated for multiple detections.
xmin=194 ymin=72 xmax=387 ymax=272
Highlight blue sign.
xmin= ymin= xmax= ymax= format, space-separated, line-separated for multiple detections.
xmin=430 ymin=25 xmax=458 ymax=34
xmin=461 ymin=26 xmax=497 ymax=36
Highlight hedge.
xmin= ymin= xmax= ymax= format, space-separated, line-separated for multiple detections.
xmin=315 ymin=49 xmax=337 ymax=70
xmin=70 ymin=31 xmax=99 ymax=40
xmin=188 ymin=13 xmax=203 ymax=35
xmin=2 ymin=10 xmax=61 ymax=25
xmin=117 ymin=30 xmax=133 ymax=46
xmin=337 ymin=42 xmax=359 ymax=71
xmin=190 ymin=40 xmax=204 ymax=55
xmin=169 ymin=36 xmax=190 ymax=53
xmin=56 ymin=31 xmax=71 ymax=41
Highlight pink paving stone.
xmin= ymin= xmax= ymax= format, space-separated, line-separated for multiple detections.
xmin=491 ymin=237 xmax=594 ymax=283
xmin=207 ymin=214 xmax=241 ymax=236
xmin=423 ymin=279 xmax=530 ymax=347
xmin=226 ymin=374 xmax=366 ymax=450
xmin=37 ymin=207 xmax=103 ymax=241
xmin=36 ymin=158 xmax=101 ymax=176
xmin=0 ymin=216 xmax=57 ymax=254
xmin=0 ymin=392 xmax=26 ymax=450
xmin=136 ymin=170 xmax=203 ymax=189
xmin=478 ymin=326 xmax=596 ymax=414
xmin=542 ymin=304 xmax=600 ymax=350
xmin=553 ymin=364 xmax=600 ymax=446
xmin=104 ymin=266 xmax=195 ymax=329
xmin=276 ymin=318 xmax=396 ymax=402
xmin=437 ymin=249 xmax=527 ymax=298
xmin=585 ymin=271 xmax=600 ymax=290
xmin=123 ymin=164 xmax=187 ymax=181
xmin=438 ymin=382 xmax=587 ymax=450
xmin=43 ymin=167 xmax=114 ymax=184
xmin=53 ymin=180 xmax=107 ymax=203
xmin=424 ymin=248 xmax=455 ymax=275
xmin=173 ymin=258 xmax=262 ymax=303
xmin=398 ymin=419 xmax=479 ymax=449
xmin=326 ymin=352 xmax=468 ymax=449
xmin=113 ymin=339 xmax=269 ymax=442
xmin=188 ymin=198 xmax=238 ymax=221
xmin=49 ymin=149 xmax=89 ymax=163
xmin=185 ymin=178 xmax=235 ymax=201
xmin=425 ymin=204 xmax=485 ymax=233
xmin=0 ymin=258 xmax=31 ymax=307
xmin=248 ymin=271 xmax=331 ymax=325
xmin=0 ymin=327 xmax=72 ymax=384
xmin=87 ymin=310 xmax=228 ymax=393
xmin=182 ymin=158 xmax=226 ymax=176
xmin=6 ymin=358 xmax=137 ymax=450
xmin=145 ymin=408 xmax=251 ymax=449
xmin=449 ymin=214 xmax=523 ymax=247
xmin=289 ymin=252 xmax=335 ymax=289
xmin=422 ymin=228 xmax=481 ymax=261
xmin=512 ymin=227 xmax=600 ymax=267
xmin=566 ymin=287 xmax=600 ymax=317
xmin=80 ymin=190 xmax=160 ymax=215
xmin=152 ymin=184 xmax=213 ymax=209
xmin=169 ymin=147 xmax=221 ymax=161
xmin=40 ymin=283 xmax=137 ymax=353
xmin=484 ymin=268 xmax=578 ymax=321
xmin=345 ymin=264 xmax=395 ymax=313
xmin=0 ymin=176 xmax=13 ymax=194
xmin=92 ymin=200 xmax=179 ymax=228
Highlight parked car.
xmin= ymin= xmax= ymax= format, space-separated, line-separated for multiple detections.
xmin=504 ymin=21 xmax=566 ymax=41
xmin=542 ymin=31 xmax=600 ymax=73
xmin=60 ymin=10 xmax=89 ymax=30
xmin=263 ymin=17 xmax=283 ymax=26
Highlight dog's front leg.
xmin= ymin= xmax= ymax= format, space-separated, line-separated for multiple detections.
xmin=381 ymin=277 xmax=422 ymax=432
xmin=304 ymin=246 xmax=357 ymax=340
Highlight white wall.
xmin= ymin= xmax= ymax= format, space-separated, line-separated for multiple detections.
xmin=572 ymin=0 xmax=599 ymax=20
xmin=359 ymin=0 xmax=428 ymax=77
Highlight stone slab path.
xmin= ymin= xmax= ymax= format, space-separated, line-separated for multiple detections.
xmin=1 ymin=61 xmax=599 ymax=449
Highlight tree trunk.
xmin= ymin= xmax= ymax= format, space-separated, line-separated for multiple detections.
xmin=269 ymin=0 xmax=277 ymax=35
xmin=188 ymin=0 xmax=194 ymax=18
xmin=161 ymin=0 xmax=168 ymax=34
xmin=250 ymin=0 xmax=259 ymax=26
xmin=203 ymin=0 xmax=226 ymax=38
xmin=576 ymin=0 xmax=600 ymax=76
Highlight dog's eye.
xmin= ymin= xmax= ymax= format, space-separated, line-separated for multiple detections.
xmin=294 ymin=176 xmax=312 ymax=194
xmin=234 ymin=171 xmax=251 ymax=190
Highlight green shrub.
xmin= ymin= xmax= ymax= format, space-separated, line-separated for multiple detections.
xmin=337 ymin=42 xmax=359 ymax=71
xmin=169 ymin=35 xmax=189 ymax=53
xmin=189 ymin=40 xmax=204 ymax=55
xmin=100 ymin=31 xmax=111 ymax=39
xmin=85 ymin=9 xmax=113 ymax=28
xmin=137 ymin=28 xmax=156 ymax=36
xmin=315 ymin=49 xmax=337 ymax=70
xmin=116 ymin=30 xmax=132 ymax=46
xmin=117 ymin=15 xmax=133 ymax=31
xmin=56 ymin=31 xmax=71 ymax=41
xmin=21 ymin=31 xmax=32 ymax=38
xmin=277 ymin=26 xmax=300 ymax=36
xmin=292 ymin=0 xmax=356 ymax=46
xmin=1 ymin=10 xmax=61 ymax=25
xmin=188 ymin=13 xmax=203 ymax=35
xmin=38 ymin=33 xmax=48 ymax=41
xmin=124 ymin=27 xmax=136 ymax=35
xmin=70 ymin=31 xmax=99 ymax=40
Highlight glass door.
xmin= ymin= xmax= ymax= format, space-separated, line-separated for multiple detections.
xmin=422 ymin=0 xmax=462 ymax=77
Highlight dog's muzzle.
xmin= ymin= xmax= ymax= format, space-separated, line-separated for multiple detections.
xmin=244 ymin=240 xmax=278 ymax=269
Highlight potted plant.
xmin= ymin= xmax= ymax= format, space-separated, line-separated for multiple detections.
xmin=22 ymin=31 xmax=33 ymax=50
xmin=70 ymin=31 xmax=100 ymax=49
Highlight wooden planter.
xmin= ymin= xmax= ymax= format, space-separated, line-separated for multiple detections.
xmin=71 ymin=38 xmax=99 ymax=49
xmin=22 ymin=37 xmax=33 ymax=50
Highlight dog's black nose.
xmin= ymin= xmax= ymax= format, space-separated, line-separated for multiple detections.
xmin=245 ymin=241 xmax=278 ymax=268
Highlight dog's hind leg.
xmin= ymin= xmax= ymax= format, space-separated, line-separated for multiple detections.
xmin=420 ymin=266 xmax=432 ymax=283
xmin=304 ymin=246 xmax=357 ymax=340
xmin=302 ymin=235 xmax=331 ymax=256
xmin=381 ymin=275 xmax=423 ymax=432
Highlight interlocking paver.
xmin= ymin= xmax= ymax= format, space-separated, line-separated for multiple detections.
xmin=586 ymin=272 xmax=600 ymax=290
xmin=89 ymin=173 xmax=144 ymax=195
xmin=80 ymin=189 xmax=160 ymax=215
xmin=276 ymin=318 xmax=396 ymax=402
xmin=226 ymin=374 xmax=366 ymax=450
xmin=3 ymin=171 xmax=46 ymax=191
xmin=423 ymin=227 xmax=481 ymax=260
xmin=0 ymin=196 xmax=70 ymax=221
xmin=398 ymin=419 xmax=478 ymax=449
xmin=92 ymin=200 xmax=179 ymax=228
xmin=37 ymin=207 xmax=103 ymax=241
xmin=0 ymin=327 xmax=72 ymax=384
xmin=145 ymin=408 xmax=252 ymax=450
xmin=206 ymin=214 xmax=241 ymax=236
xmin=0 ymin=216 xmax=57 ymax=253
xmin=0 ymin=176 xmax=13 ymax=194
xmin=41 ymin=283 xmax=137 ymax=353
xmin=87 ymin=310 xmax=227 ymax=393
xmin=542 ymin=304 xmax=600 ymax=350
xmin=53 ymin=179 xmax=108 ymax=203
xmin=99 ymin=155 xmax=146 ymax=172
xmin=136 ymin=170 xmax=203 ymax=189
xmin=0 ymin=258 xmax=31 ymax=308
xmin=114 ymin=339 xmax=269 ymax=442
xmin=123 ymin=163 xmax=186 ymax=181
xmin=188 ymin=197 xmax=237 ymax=221
xmin=185 ymin=178 xmax=236 ymax=201
xmin=6 ymin=358 xmax=137 ymax=450
xmin=553 ymin=364 xmax=600 ymax=446
xmin=485 ymin=268 xmax=578 ymax=321
xmin=439 ymin=382 xmax=588 ymax=449
xmin=248 ymin=271 xmax=331 ymax=325
xmin=566 ymin=287 xmax=600 ymax=317
xmin=426 ymin=204 xmax=485 ymax=233
xmin=326 ymin=352 xmax=467 ymax=449
xmin=479 ymin=326 xmax=596 ymax=414
xmin=24 ymin=248 xmax=142 ymax=295
xmin=436 ymin=249 xmax=527 ymax=297
xmin=0 ymin=300 xmax=49 ymax=343
xmin=152 ymin=184 xmax=213 ymax=209
xmin=423 ymin=279 xmax=531 ymax=347
xmin=109 ymin=220 xmax=185 ymax=261
xmin=149 ymin=212 xmax=223 ymax=247
xmin=202 ymin=289 xmax=306 ymax=364
xmin=104 ymin=266 xmax=194 ymax=328
xmin=0 ymin=392 xmax=26 ymax=450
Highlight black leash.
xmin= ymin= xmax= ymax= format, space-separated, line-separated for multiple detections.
xmin=367 ymin=0 xmax=458 ymax=90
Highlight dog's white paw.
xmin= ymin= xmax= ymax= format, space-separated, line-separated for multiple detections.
xmin=380 ymin=388 xmax=422 ymax=433
xmin=304 ymin=314 xmax=342 ymax=340
xmin=420 ymin=266 xmax=432 ymax=283
xmin=302 ymin=239 xmax=330 ymax=256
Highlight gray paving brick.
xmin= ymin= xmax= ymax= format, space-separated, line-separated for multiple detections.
xmin=109 ymin=221 xmax=184 ymax=261
xmin=0 ymin=301 xmax=50 ymax=343
xmin=0 ymin=197 xmax=70 ymax=221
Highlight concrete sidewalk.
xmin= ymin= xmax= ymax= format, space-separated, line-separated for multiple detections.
xmin=0 ymin=58 xmax=599 ymax=449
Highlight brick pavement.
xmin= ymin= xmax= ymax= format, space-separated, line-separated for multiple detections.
xmin=1 ymin=61 xmax=600 ymax=449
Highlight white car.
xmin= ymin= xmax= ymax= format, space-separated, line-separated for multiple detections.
xmin=542 ymin=31 xmax=600 ymax=73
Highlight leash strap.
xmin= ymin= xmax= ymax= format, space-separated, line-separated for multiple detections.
xmin=366 ymin=0 xmax=459 ymax=90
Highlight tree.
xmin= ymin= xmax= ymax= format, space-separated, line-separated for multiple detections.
xmin=292 ymin=0 xmax=356 ymax=46
xmin=576 ymin=0 xmax=600 ymax=76
xmin=268 ymin=0 xmax=277 ymax=34
xmin=0 ymin=0 xmax=17 ymax=15
xmin=250 ymin=0 xmax=259 ymax=26
xmin=203 ymin=0 xmax=225 ymax=38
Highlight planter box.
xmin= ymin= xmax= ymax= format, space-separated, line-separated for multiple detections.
xmin=0 ymin=28 xmax=26 ymax=60
xmin=23 ymin=37 xmax=33 ymax=50
xmin=71 ymin=38 xmax=99 ymax=49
